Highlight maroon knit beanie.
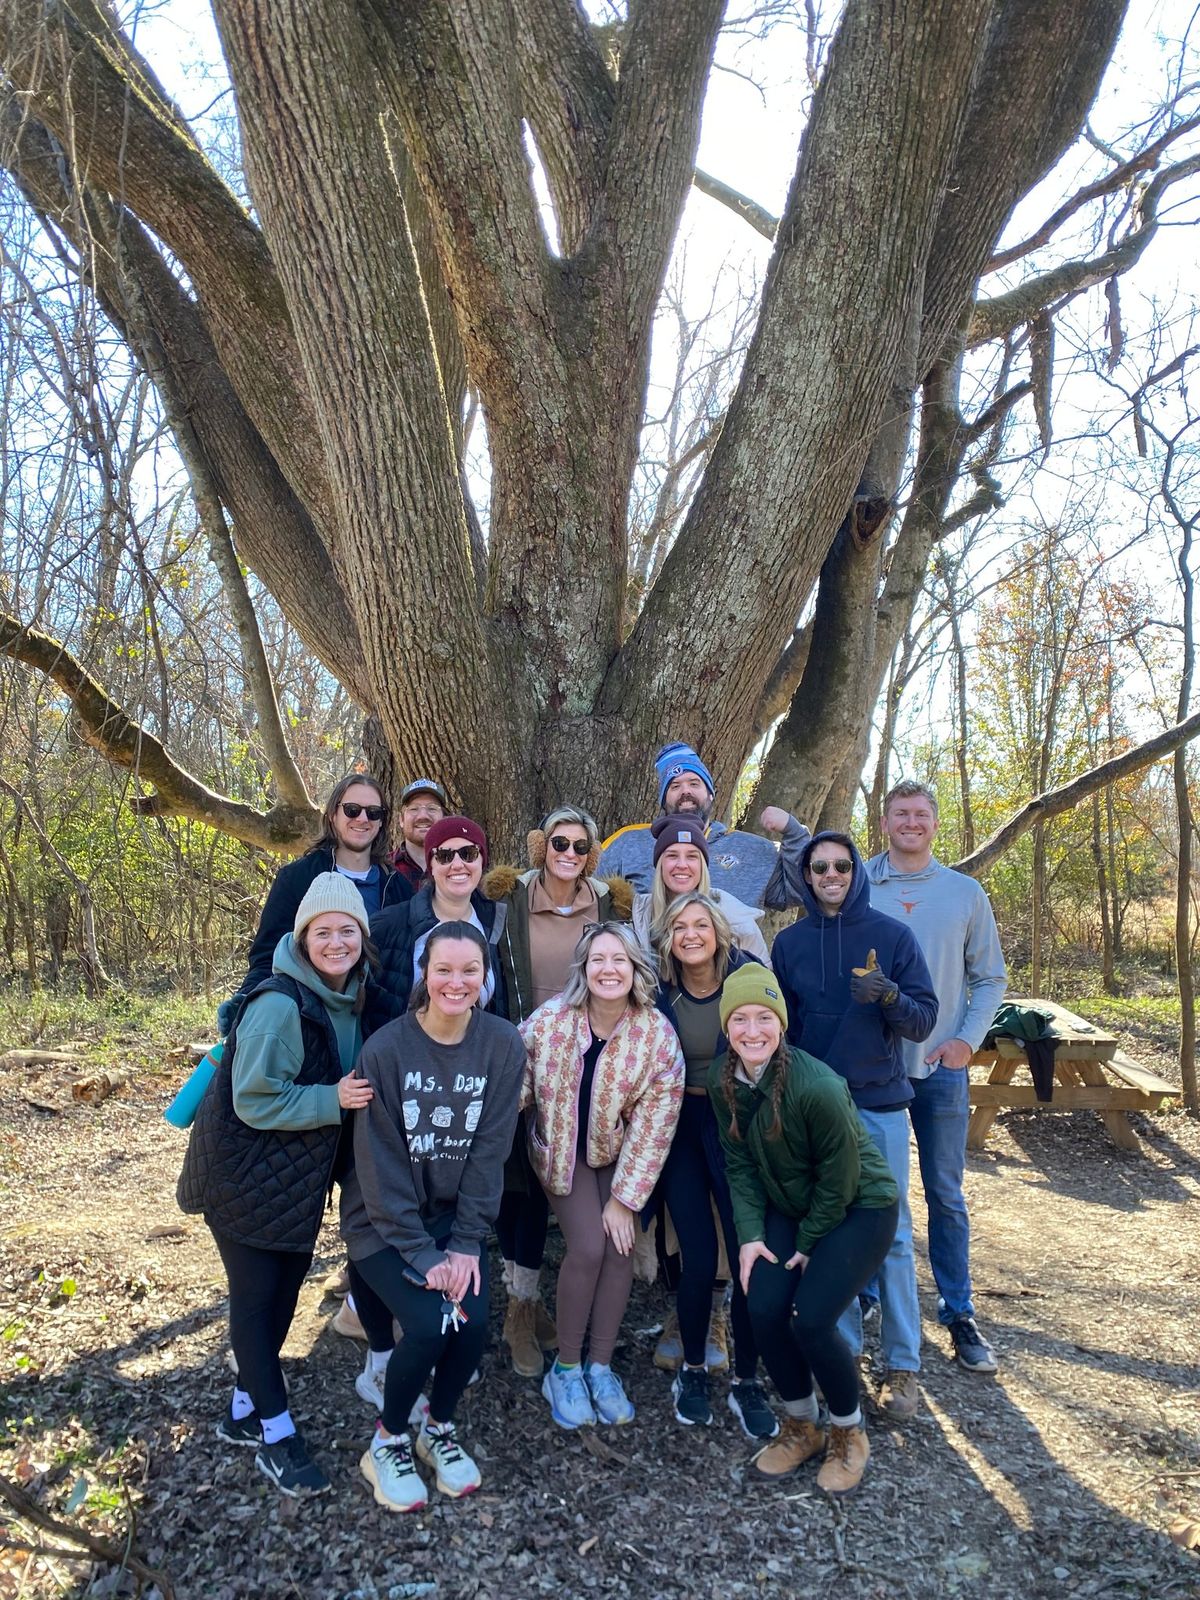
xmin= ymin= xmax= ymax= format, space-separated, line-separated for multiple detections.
xmin=424 ymin=814 xmax=489 ymax=869
xmin=651 ymin=813 xmax=710 ymax=867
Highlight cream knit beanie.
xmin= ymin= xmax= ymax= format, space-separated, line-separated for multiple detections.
xmin=293 ymin=871 xmax=370 ymax=940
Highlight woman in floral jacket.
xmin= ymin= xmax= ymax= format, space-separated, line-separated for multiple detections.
xmin=520 ymin=921 xmax=683 ymax=1431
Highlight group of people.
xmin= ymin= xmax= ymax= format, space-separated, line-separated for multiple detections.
xmin=177 ymin=740 xmax=1007 ymax=1511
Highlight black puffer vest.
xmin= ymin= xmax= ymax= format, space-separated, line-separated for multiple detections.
xmin=178 ymin=974 xmax=395 ymax=1252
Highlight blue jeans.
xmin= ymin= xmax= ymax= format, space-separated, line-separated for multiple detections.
xmin=837 ymin=1108 xmax=921 ymax=1371
xmin=908 ymin=1066 xmax=974 ymax=1324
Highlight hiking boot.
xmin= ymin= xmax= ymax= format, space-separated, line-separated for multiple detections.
xmin=653 ymin=1307 xmax=684 ymax=1372
xmin=254 ymin=1433 xmax=330 ymax=1497
xmin=879 ymin=1369 xmax=919 ymax=1420
xmin=534 ymin=1298 xmax=558 ymax=1351
xmin=360 ymin=1432 xmax=427 ymax=1513
xmin=728 ymin=1380 xmax=779 ymax=1441
xmin=416 ymin=1421 xmax=481 ymax=1498
xmin=705 ymin=1307 xmax=730 ymax=1372
xmin=948 ymin=1317 xmax=998 ymax=1374
xmin=586 ymin=1364 xmax=635 ymax=1425
xmin=752 ymin=1415 xmax=826 ymax=1480
xmin=332 ymin=1300 xmax=367 ymax=1342
xmin=503 ymin=1296 xmax=545 ymax=1378
xmin=817 ymin=1424 xmax=870 ymax=1494
xmin=322 ymin=1265 xmax=350 ymax=1298
xmin=671 ymin=1366 xmax=712 ymax=1426
xmin=542 ymin=1363 xmax=596 ymax=1429
xmin=215 ymin=1407 xmax=260 ymax=1448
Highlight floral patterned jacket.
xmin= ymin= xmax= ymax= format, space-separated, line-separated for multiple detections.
xmin=519 ymin=998 xmax=684 ymax=1211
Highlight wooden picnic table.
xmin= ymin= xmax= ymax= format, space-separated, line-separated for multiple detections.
xmin=967 ymin=996 xmax=1177 ymax=1152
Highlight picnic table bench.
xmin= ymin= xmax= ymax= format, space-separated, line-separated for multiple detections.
xmin=967 ymin=996 xmax=1177 ymax=1152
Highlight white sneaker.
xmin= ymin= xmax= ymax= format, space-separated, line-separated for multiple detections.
xmin=354 ymin=1356 xmax=387 ymax=1411
xmin=360 ymin=1433 xmax=427 ymax=1513
xmin=415 ymin=1421 xmax=481 ymax=1498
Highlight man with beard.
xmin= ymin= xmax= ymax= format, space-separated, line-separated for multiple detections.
xmin=598 ymin=741 xmax=809 ymax=905
xmin=392 ymin=779 xmax=448 ymax=892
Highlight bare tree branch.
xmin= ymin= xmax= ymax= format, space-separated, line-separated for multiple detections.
xmin=692 ymin=166 xmax=778 ymax=240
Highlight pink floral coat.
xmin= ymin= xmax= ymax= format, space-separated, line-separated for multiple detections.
xmin=519 ymin=998 xmax=684 ymax=1211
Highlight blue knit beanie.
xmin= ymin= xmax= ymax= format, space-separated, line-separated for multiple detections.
xmin=654 ymin=742 xmax=715 ymax=808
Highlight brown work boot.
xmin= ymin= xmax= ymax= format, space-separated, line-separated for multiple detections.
xmin=533 ymin=1298 xmax=558 ymax=1351
xmin=878 ymin=1369 xmax=919 ymax=1420
xmin=751 ymin=1415 xmax=827 ymax=1481
xmin=653 ymin=1307 xmax=684 ymax=1372
xmin=817 ymin=1423 xmax=870 ymax=1494
xmin=332 ymin=1300 xmax=367 ymax=1342
xmin=503 ymin=1296 xmax=544 ymax=1377
xmin=705 ymin=1306 xmax=730 ymax=1372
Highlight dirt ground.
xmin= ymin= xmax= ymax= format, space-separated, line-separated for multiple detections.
xmin=1 ymin=1026 xmax=1198 ymax=1600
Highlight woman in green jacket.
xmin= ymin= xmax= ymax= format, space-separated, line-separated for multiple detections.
xmin=709 ymin=964 xmax=898 ymax=1496
xmin=483 ymin=804 xmax=632 ymax=1375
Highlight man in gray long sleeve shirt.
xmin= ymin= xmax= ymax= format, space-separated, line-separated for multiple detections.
xmin=867 ymin=780 xmax=1007 ymax=1377
xmin=597 ymin=739 xmax=810 ymax=906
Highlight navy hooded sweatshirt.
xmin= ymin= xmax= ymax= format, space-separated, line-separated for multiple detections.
xmin=770 ymin=833 xmax=938 ymax=1111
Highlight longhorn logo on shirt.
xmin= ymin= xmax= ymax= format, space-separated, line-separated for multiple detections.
xmin=899 ymin=899 xmax=919 ymax=915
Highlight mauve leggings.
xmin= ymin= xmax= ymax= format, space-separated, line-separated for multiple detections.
xmin=545 ymin=1162 xmax=633 ymax=1365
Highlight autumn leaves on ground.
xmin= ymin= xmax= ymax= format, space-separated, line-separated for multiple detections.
xmin=0 ymin=996 xmax=1198 ymax=1600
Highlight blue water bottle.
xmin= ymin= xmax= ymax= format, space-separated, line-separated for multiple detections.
xmin=164 ymin=1041 xmax=223 ymax=1129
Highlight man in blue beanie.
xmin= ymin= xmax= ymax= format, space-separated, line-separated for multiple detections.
xmin=597 ymin=740 xmax=809 ymax=906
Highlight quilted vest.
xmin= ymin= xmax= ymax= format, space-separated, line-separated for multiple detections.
xmin=177 ymin=975 xmax=391 ymax=1252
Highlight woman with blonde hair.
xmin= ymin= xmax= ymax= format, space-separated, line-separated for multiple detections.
xmin=632 ymin=815 xmax=768 ymax=963
xmin=521 ymin=922 xmax=683 ymax=1429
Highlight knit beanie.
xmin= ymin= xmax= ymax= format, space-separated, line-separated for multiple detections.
xmin=424 ymin=814 xmax=489 ymax=869
xmin=294 ymin=871 xmax=370 ymax=940
xmin=651 ymin=813 xmax=710 ymax=866
xmin=719 ymin=962 xmax=789 ymax=1033
xmin=654 ymin=741 xmax=715 ymax=807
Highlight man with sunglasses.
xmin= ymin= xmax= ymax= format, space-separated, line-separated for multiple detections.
xmin=771 ymin=831 xmax=938 ymax=1423
xmin=866 ymin=781 xmax=1007 ymax=1378
xmin=392 ymin=779 xmax=448 ymax=892
xmin=598 ymin=740 xmax=809 ymax=907
xmin=219 ymin=774 xmax=411 ymax=1035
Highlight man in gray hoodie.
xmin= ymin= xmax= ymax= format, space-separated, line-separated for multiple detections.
xmin=866 ymin=781 xmax=1007 ymax=1376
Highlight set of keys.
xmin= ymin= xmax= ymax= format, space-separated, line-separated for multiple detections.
xmin=439 ymin=1295 xmax=468 ymax=1335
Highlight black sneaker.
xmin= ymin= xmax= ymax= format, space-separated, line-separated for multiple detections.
xmin=216 ymin=1407 xmax=260 ymax=1448
xmin=728 ymin=1381 xmax=779 ymax=1441
xmin=948 ymin=1317 xmax=998 ymax=1374
xmin=672 ymin=1366 xmax=712 ymax=1426
xmin=254 ymin=1433 xmax=331 ymax=1497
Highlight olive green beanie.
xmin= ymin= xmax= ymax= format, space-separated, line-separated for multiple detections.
xmin=719 ymin=962 xmax=789 ymax=1033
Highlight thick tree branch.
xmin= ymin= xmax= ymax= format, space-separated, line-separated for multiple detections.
xmin=969 ymin=153 xmax=1200 ymax=346
xmin=954 ymin=709 xmax=1200 ymax=878
xmin=0 ymin=614 xmax=318 ymax=851
xmin=692 ymin=166 xmax=778 ymax=241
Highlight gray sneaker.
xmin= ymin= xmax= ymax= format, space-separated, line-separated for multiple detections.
xmin=542 ymin=1363 xmax=596 ymax=1429
xmin=586 ymin=1363 xmax=634 ymax=1425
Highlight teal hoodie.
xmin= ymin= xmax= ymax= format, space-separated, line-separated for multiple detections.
xmin=230 ymin=934 xmax=363 ymax=1132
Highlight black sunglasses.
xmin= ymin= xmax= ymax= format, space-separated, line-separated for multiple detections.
xmin=431 ymin=843 xmax=481 ymax=865
xmin=550 ymin=835 xmax=590 ymax=857
xmin=339 ymin=802 xmax=386 ymax=821
xmin=809 ymin=858 xmax=853 ymax=876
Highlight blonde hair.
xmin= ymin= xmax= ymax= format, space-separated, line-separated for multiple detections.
xmin=559 ymin=921 xmax=659 ymax=1011
xmin=650 ymin=846 xmax=711 ymax=931
xmin=651 ymin=891 xmax=734 ymax=986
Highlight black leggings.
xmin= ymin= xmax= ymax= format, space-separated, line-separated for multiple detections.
xmin=659 ymin=1094 xmax=757 ymax=1377
xmin=212 ymin=1232 xmax=312 ymax=1421
xmin=746 ymin=1201 xmax=898 ymax=1418
xmin=495 ymin=1127 xmax=550 ymax=1272
xmin=352 ymin=1246 xmax=489 ymax=1434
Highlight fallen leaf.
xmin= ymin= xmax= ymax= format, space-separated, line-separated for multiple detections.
xmin=578 ymin=1535 xmax=599 ymax=1556
xmin=1169 ymin=1516 xmax=1200 ymax=1553
xmin=146 ymin=1225 xmax=187 ymax=1241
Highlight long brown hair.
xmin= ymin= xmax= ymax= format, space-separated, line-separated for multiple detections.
xmin=312 ymin=773 xmax=392 ymax=867
xmin=294 ymin=927 xmax=380 ymax=1015
xmin=720 ymin=1039 xmax=790 ymax=1143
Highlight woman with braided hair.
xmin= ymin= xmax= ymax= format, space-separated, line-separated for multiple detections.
xmin=710 ymin=964 xmax=898 ymax=1496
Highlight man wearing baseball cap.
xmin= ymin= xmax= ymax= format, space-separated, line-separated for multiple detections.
xmin=598 ymin=740 xmax=810 ymax=905
xmin=392 ymin=778 xmax=449 ymax=892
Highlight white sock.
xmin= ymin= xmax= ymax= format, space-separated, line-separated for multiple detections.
xmin=829 ymin=1407 xmax=863 ymax=1429
xmin=783 ymin=1394 xmax=820 ymax=1422
xmin=260 ymin=1409 xmax=295 ymax=1444
xmin=368 ymin=1348 xmax=391 ymax=1376
xmin=585 ymin=1361 xmax=610 ymax=1377
xmin=373 ymin=1421 xmax=405 ymax=1448
xmin=230 ymin=1387 xmax=254 ymax=1420
xmin=345 ymin=1292 xmax=357 ymax=1313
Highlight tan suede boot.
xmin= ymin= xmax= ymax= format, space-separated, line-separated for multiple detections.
xmin=503 ymin=1296 xmax=544 ymax=1377
xmin=817 ymin=1423 xmax=870 ymax=1494
xmin=751 ymin=1415 xmax=827 ymax=1481
xmin=533 ymin=1298 xmax=558 ymax=1351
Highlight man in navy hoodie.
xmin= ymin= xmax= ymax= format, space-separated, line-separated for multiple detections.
xmin=771 ymin=831 xmax=937 ymax=1421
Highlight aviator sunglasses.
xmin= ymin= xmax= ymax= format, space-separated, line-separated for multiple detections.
xmin=339 ymin=802 xmax=386 ymax=821
xmin=549 ymin=835 xmax=590 ymax=857
xmin=431 ymin=843 xmax=481 ymax=865
xmin=809 ymin=857 xmax=854 ymax=876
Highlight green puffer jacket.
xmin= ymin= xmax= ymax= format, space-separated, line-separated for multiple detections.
xmin=707 ymin=1047 xmax=897 ymax=1257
